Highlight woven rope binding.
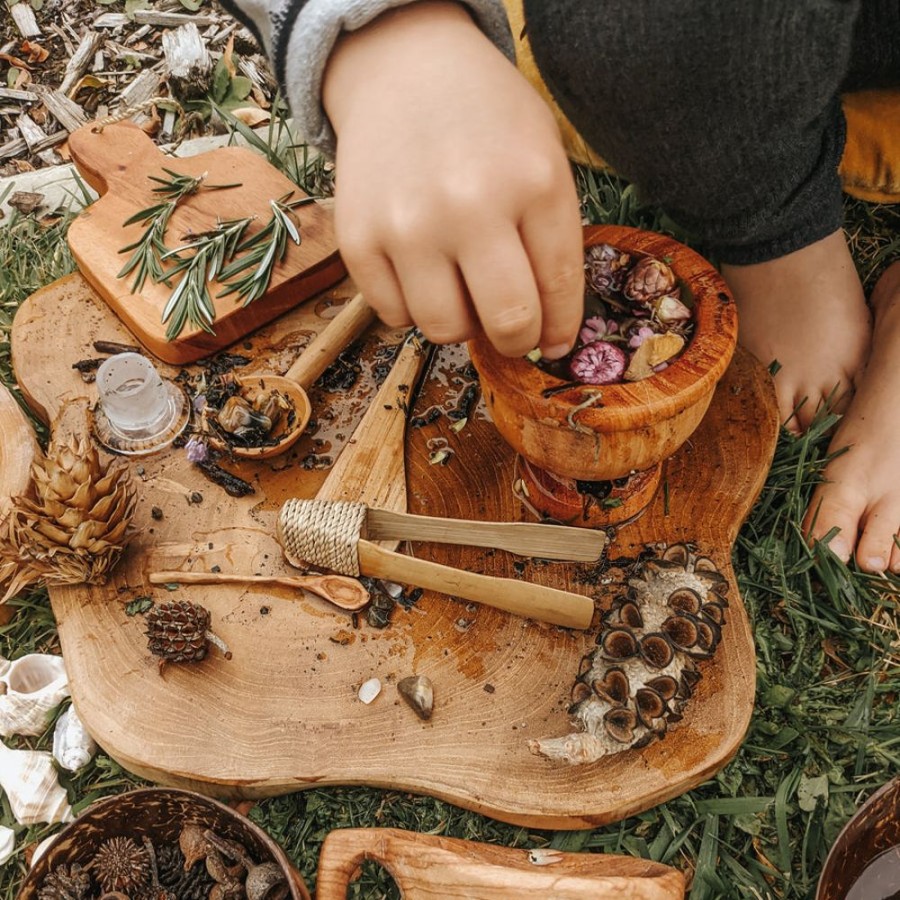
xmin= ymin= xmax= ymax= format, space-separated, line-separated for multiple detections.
xmin=278 ymin=499 xmax=367 ymax=576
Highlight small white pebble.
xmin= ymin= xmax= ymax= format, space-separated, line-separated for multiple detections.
xmin=358 ymin=677 xmax=382 ymax=704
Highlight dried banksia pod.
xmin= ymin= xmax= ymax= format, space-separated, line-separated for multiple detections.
xmin=145 ymin=600 xmax=232 ymax=672
xmin=37 ymin=863 xmax=92 ymax=900
xmin=623 ymin=257 xmax=677 ymax=305
xmin=0 ymin=436 xmax=137 ymax=602
xmin=584 ymin=243 xmax=631 ymax=294
xmin=530 ymin=544 xmax=728 ymax=764
xmin=93 ymin=836 xmax=151 ymax=893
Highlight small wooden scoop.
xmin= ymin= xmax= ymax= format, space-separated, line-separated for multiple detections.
xmin=149 ymin=570 xmax=370 ymax=611
xmin=277 ymin=499 xmax=601 ymax=629
xmin=228 ymin=292 xmax=376 ymax=460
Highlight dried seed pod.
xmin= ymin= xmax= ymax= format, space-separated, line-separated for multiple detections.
xmin=592 ymin=667 xmax=629 ymax=706
xmin=216 ymin=395 xmax=273 ymax=438
xmin=584 ymin=243 xmax=632 ymax=294
xmin=667 ymin=588 xmax=703 ymax=615
xmin=570 ymin=341 xmax=627 ymax=385
xmin=640 ymin=633 xmax=675 ymax=669
xmin=599 ymin=628 xmax=638 ymax=660
xmin=38 ymin=863 xmax=92 ymax=900
xmin=397 ymin=674 xmax=434 ymax=721
xmin=93 ymin=836 xmax=150 ymax=893
xmin=532 ymin=544 xmax=728 ymax=765
xmin=245 ymin=862 xmax=289 ymax=900
xmin=179 ymin=824 xmax=210 ymax=870
xmin=145 ymin=601 xmax=232 ymax=672
xmin=604 ymin=708 xmax=637 ymax=743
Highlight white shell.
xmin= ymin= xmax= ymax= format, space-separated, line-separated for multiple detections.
xmin=0 ymin=653 xmax=69 ymax=737
xmin=0 ymin=740 xmax=74 ymax=825
xmin=358 ymin=677 xmax=382 ymax=704
xmin=29 ymin=833 xmax=59 ymax=868
xmin=53 ymin=705 xmax=97 ymax=772
xmin=0 ymin=825 xmax=14 ymax=866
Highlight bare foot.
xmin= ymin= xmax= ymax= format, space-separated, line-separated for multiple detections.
xmin=804 ymin=260 xmax=900 ymax=572
xmin=722 ymin=231 xmax=871 ymax=432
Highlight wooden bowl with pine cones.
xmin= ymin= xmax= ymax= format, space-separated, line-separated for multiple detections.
xmin=18 ymin=788 xmax=310 ymax=900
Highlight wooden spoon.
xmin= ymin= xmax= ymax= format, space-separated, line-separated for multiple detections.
xmin=226 ymin=293 xmax=375 ymax=460
xmin=149 ymin=570 xmax=370 ymax=611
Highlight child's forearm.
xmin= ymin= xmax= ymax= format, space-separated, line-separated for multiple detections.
xmin=216 ymin=0 xmax=514 ymax=152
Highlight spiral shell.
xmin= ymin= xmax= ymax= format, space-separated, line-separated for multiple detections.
xmin=52 ymin=705 xmax=97 ymax=772
xmin=530 ymin=544 xmax=727 ymax=764
xmin=0 ymin=739 xmax=73 ymax=825
xmin=0 ymin=825 xmax=14 ymax=866
xmin=0 ymin=653 xmax=69 ymax=737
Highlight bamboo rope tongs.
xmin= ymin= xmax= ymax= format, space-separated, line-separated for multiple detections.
xmin=276 ymin=498 xmax=605 ymax=630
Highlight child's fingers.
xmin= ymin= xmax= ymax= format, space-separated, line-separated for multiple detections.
xmin=460 ymin=230 xmax=543 ymax=357
xmin=396 ymin=251 xmax=477 ymax=344
xmin=519 ymin=195 xmax=584 ymax=359
xmin=338 ymin=237 xmax=411 ymax=328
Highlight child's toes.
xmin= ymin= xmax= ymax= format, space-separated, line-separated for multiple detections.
xmin=890 ymin=535 xmax=900 ymax=574
xmin=805 ymin=486 xmax=863 ymax=563
xmin=856 ymin=500 xmax=900 ymax=573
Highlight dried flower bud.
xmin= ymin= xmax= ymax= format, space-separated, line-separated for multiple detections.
xmin=628 ymin=325 xmax=657 ymax=349
xmin=623 ymin=258 xmax=677 ymax=304
xmin=185 ymin=437 xmax=208 ymax=463
xmin=584 ymin=244 xmax=631 ymax=294
xmin=579 ymin=316 xmax=618 ymax=345
xmin=652 ymin=293 xmax=692 ymax=325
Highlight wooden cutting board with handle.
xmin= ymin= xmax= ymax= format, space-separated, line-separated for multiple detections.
xmin=66 ymin=122 xmax=345 ymax=364
xmin=11 ymin=263 xmax=778 ymax=829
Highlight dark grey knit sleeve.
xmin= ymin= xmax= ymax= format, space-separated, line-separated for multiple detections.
xmin=217 ymin=0 xmax=514 ymax=154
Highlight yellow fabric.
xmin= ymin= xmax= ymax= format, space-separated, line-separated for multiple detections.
xmin=503 ymin=0 xmax=900 ymax=203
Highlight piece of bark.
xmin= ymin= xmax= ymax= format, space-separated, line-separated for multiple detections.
xmin=0 ymin=88 xmax=40 ymax=102
xmin=10 ymin=3 xmax=41 ymax=40
xmin=162 ymin=23 xmax=212 ymax=101
xmin=8 ymin=191 xmax=44 ymax=215
xmin=59 ymin=31 xmax=104 ymax=97
xmin=93 ymin=13 xmax=130 ymax=28
xmin=118 ymin=67 xmax=162 ymax=113
xmin=135 ymin=10 xmax=218 ymax=27
xmin=16 ymin=113 xmax=59 ymax=165
xmin=36 ymin=88 xmax=87 ymax=133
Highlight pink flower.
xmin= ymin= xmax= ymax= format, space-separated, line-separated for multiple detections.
xmin=579 ymin=316 xmax=618 ymax=344
xmin=628 ymin=326 xmax=656 ymax=349
xmin=570 ymin=341 xmax=627 ymax=385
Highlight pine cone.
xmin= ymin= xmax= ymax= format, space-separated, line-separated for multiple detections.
xmin=623 ymin=257 xmax=677 ymax=305
xmin=145 ymin=600 xmax=231 ymax=671
xmin=157 ymin=840 xmax=217 ymax=900
xmin=93 ymin=835 xmax=151 ymax=893
xmin=37 ymin=863 xmax=92 ymax=900
xmin=0 ymin=435 xmax=136 ymax=602
xmin=584 ymin=243 xmax=632 ymax=295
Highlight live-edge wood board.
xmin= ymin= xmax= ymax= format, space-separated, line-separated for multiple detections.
xmin=11 ymin=272 xmax=778 ymax=829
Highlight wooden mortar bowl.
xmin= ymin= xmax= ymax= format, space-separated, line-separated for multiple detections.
xmin=817 ymin=777 xmax=900 ymax=900
xmin=18 ymin=788 xmax=310 ymax=900
xmin=469 ymin=225 xmax=738 ymax=481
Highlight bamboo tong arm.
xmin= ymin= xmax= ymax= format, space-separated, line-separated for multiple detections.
xmin=365 ymin=508 xmax=606 ymax=561
xmin=358 ymin=542 xmax=594 ymax=630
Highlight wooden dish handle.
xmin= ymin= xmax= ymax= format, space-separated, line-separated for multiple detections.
xmin=284 ymin=293 xmax=376 ymax=389
xmin=68 ymin=122 xmax=163 ymax=196
xmin=315 ymin=828 xmax=686 ymax=900
xmin=357 ymin=541 xmax=594 ymax=630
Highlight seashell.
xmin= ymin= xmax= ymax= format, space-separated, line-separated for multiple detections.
xmin=0 ymin=825 xmax=14 ymax=866
xmin=0 ymin=653 xmax=69 ymax=737
xmin=358 ymin=677 xmax=381 ymax=704
xmin=28 ymin=833 xmax=58 ymax=868
xmin=397 ymin=674 xmax=434 ymax=721
xmin=52 ymin=705 xmax=97 ymax=771
xmin=245 ymin=861 xmax=290 ymax=900
xmin=0 ymin=739 xmax=73 ymax=824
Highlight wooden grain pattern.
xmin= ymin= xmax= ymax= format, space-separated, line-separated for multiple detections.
xmin=0 ymin=384 xmax=39 ymax=624
xmin=11 ymin=269 xmax=778 ymax=829
xmin=67 ymin=122 xmax=345 ymax=364
xmin=316 ymin=828 xmax=685 ymax=899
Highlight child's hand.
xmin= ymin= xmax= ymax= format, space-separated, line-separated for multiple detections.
xmin=323 ymin=0 xmax=583 ymax=359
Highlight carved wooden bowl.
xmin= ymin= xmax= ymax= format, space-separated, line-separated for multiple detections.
xmin=18 ymin=788 xmax=310 ymax=900
xmin=469 ymin=225 xmax=738 ymax=482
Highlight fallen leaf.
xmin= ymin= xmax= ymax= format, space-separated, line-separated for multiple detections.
xmin=222 ymin=33 xmax=237 ymax=77
xmin=72 ymin=73 xmax=109 ymax=97
xmin=624 ymin=332 xmax=685 ymax=381
xmin=0 ymin=52 xmax=31 ymax=71
xmin=230 ymin=106 xmax=270 ymax=127
xmin=12 ymin=68 xmax=31 ymax=91
xmin=20 ymin=40 xmax=49 ymax=64
xmin=8 ymin=191 xmax=45 ymax=215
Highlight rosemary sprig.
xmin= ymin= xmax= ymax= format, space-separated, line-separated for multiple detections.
xmin=160 ymin=217 xmax=253 ymax=340
xmin=117 ymin=169 xmax=241 ymax=293
xmin=217 ymin=194 xmax=312 ymax=306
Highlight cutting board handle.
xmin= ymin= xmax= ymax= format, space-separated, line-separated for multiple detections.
xmin=315 ymin=828 xmax=686 ymax=899
xmin=69 ymin=122 xmax=166 ymax=196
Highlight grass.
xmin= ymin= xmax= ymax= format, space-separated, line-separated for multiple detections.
xmin=0 ymin=155 xmax=898 ymax=898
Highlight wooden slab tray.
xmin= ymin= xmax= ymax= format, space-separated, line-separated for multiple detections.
xmin=66 ymin=122 xmax=345 ymax=365
xmin=11 ymin=272 xmax=778 ymax=829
